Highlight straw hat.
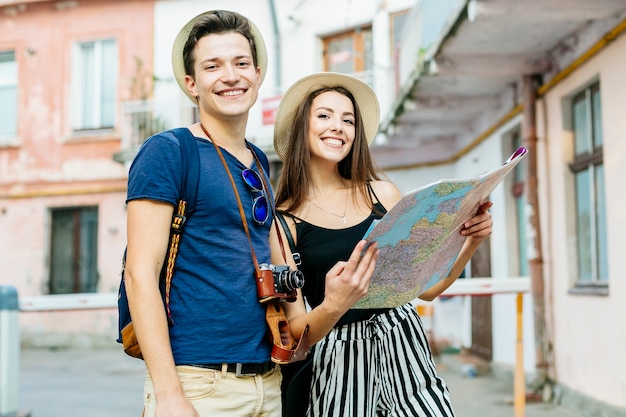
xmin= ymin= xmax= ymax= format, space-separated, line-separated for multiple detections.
xmin=273 ymin=72 xmax=380 ymax=161
xmin=171 ymin=10 xmax=268 ymax=103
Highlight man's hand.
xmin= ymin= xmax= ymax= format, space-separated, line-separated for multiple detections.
xmin=155 ymin=392 xmax=200 ymax=417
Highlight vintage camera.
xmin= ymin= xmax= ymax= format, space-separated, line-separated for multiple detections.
xmin=257 ymin=263 xmax=304 ymax=303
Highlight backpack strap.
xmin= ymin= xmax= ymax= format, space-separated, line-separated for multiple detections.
xmin=275 ymin=212 xmax=301 ymax=266
xmin=172 ymin=127 xmax=200 ymax=217
xmin=161 ymin=128 xmax=200 ymax=324
xmin=118 ymin=128 xmax=200 ymax=358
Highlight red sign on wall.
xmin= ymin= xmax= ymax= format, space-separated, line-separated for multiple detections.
xmin=262 ymin=95 xmax=283 ymax=125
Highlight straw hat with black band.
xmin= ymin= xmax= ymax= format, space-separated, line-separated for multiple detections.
xmin=171 ymin=10 xmax=268 ymax=103
xmin=273 ymin=72 xmax=380 ymax=161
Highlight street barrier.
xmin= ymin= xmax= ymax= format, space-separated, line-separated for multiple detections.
xmin=18 ymin=292 xmax=117 ymax=312
xmin=0 ymin=285 xmax=19 ymax=417
xmin=13 ymin=277 xmax=531 ymax=416
xmin=416 ymin=277 xmax=531 ymax=417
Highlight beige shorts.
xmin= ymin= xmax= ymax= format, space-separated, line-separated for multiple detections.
xmin=142 ymin=364 xmax=282 ymax=417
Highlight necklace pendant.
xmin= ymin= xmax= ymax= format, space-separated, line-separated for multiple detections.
xmin=342 ymin=216 xmax=347 ymax=224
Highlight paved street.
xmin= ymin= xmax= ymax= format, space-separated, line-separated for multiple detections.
xmin=17 ymin=346 xmax=583 ymax=417
xmin=19 ymin=347 xmax=145 ymax=417
xmin=439 ymin=356 xmax=582 ymax=417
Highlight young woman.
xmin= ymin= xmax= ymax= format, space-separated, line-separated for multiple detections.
xmin=274 ymin=72 xmax=493 ymax=417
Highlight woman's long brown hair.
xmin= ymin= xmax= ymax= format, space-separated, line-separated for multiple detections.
xmin=275 ymin=86 xmax=381 ymax=213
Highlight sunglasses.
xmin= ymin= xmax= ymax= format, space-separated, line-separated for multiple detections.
xmin=242 ymin=168 xmax=270 ymax=225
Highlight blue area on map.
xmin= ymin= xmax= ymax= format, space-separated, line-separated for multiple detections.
xmin=368 ymin=182 xmax=474 ymax=248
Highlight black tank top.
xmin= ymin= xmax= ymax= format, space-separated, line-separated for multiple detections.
xmin=288 ymin=201 xmax=391 ymax=326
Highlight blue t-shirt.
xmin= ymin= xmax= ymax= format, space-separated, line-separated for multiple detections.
xmin=127 ymin=128 xmax=273 ymax=365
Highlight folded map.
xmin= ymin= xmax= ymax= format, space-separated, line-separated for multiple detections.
xmin=354 ymin=147 xmax=528 ymax=309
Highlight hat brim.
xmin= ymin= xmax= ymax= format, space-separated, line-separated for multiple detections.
xmin=273 ymin=72 xmax=380 ymax=161
xmin=171 ymin=11 xmax=268 ymax=103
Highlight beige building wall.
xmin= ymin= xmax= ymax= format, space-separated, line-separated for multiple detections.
xmin=537 ymin=31 xmax=626 ymax=409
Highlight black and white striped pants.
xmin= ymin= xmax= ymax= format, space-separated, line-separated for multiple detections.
xmin=308 ymin=303 xmax=456 ymax=417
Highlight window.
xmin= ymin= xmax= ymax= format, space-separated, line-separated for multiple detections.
xmin=511 ymin=130 xmax=529 ymax=276
xmin=323 ymin=27 xmax=372 ymax=83
xmin=0 ymin=50 xmax=18 ymax=141
xmin=72 ymin=39 xmax=117 ymax=131
xmin=49 ymin=207 xmax=99 ymax=294
xmin=569 ymin=83 xmax=608 ymax=288
xmin=390 ymin=10 xmax=410 ymax=59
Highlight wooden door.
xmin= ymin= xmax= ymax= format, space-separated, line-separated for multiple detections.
xmin=469 ymin=237 xmax=492 ymax=360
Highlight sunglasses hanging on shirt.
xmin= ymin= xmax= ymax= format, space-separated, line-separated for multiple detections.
xmin=242 ymin=168 xmax=270 ymax=225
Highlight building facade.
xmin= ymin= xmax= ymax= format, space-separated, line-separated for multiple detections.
xmin=2 ymin=0 xmax=625 ymax=414
xmin=380 ymin=1 xmax=626 ymax=414
xmin=0 ymin=0 xmax=154 ymax=345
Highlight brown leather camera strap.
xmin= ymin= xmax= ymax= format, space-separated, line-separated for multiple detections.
xmin=200 ymin=124 xmax=309 ymax=363
xmin=199 ymin=124 xmax=288 ymax=268
xmin=200 ymin=125 xmax=260 ymax=269
xmin=266 ymin=301 xmax=310 ymax=364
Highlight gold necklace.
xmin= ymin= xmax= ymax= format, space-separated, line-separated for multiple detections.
xmin=308 ymin=192 xmax=348 ymax=224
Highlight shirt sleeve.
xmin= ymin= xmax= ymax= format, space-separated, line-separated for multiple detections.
xmin=126 ymin=131 xmax=182 ymax=207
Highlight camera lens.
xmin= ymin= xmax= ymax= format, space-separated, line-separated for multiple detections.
xmin=278 ymin=269 xmax=304 ymax=292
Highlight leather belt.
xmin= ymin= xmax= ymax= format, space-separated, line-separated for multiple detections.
xmin=192 ymin=361 xmax=275 ymax=377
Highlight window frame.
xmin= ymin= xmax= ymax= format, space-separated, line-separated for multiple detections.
xmin=49 ymin=206 xmax=99 ymax=295
xmin=0 ymin=49 xmax=18 ymax=144
xmin=390 ymin=9 xmax=411 ymax=60
xmin=71 ymin=38 xmax=118 ymax=133
xmin=566 ymin=81 xmax=608 ymax=295
xmin=510 ymin=129 xmax=529 ymax=277
xmin=322 ymin=25 xmax=373 ymax=83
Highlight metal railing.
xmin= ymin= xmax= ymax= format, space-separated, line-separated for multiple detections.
xmin=120 ymin=100 xmax=166 ymax=150
xmin=415 ymin=276 xmax=532 ymax=416
xmin=18 ymin=292 xmax=117 ymax=312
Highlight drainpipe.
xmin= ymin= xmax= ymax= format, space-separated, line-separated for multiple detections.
xmin=522 ymin=74 xmax=551 ymax=394
xmin=268 ymin=0 xmax=282 ymax=92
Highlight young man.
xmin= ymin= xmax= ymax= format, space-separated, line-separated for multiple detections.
xmin=124 ymin=10 xmax=378 ymax=416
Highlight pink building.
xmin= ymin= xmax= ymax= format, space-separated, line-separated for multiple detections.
xmin=0 ymin=0 xmax=154 ymax=346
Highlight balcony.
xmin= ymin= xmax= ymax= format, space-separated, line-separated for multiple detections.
xmin=112 ymin=99 xmax=167 ymax=166
xmin=374 ymin=0 xmax=469 ymax=168
xmin=376 ymin=0 xmax=626 ymax=169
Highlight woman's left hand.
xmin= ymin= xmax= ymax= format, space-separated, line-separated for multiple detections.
xmin=460 ymin=201 xmax=493 ymax=239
